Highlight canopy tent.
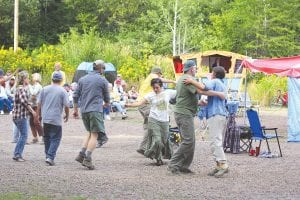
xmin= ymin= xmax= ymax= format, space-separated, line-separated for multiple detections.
xmin=242 ymin=55 xmax=300 ymax=142
xmin=72 ymin=62 xmax=117 ymax=84
xmin=242 ymin=56 xmax=300 ymax=78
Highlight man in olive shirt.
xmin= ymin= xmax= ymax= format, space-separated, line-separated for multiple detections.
xmin=168 ymin=60 xmax=199 ymax=174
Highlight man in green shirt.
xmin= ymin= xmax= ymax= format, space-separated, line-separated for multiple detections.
xmin=168 ymin=60 xmax=199 ymax=174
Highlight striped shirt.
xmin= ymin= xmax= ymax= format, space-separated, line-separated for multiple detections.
xmin=13 ymin=86 xmax=30 ymax=119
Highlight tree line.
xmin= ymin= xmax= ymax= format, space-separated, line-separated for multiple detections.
xmin=0 ymin=0 xmax=299 ymax=58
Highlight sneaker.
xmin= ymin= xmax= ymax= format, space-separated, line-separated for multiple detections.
xmin=13 ymin=156 xmax=25 ymax=162
xmin=207 ymin=168 xmax=220 ymax=176
xmin=45 ymin=158 xmax=55 ymax=166
xmin=9 ymin=111 xmax=12 ymax=115
xmin=82 ymin=158 xmax=95 ymax=170
xmin=96 ymin=137 xmax=108 ymax=148
xmin=0 ymin=110 xmax=4 ymax=115
xmin=121 ymin=113 xmax=128 ymax=120
xmin=75 ymin=153 xmax=85 ymax=164
xmin=214 ymin=166 xmax=229 ymax=178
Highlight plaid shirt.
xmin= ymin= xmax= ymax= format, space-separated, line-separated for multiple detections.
xmin=13 ymin=86 xmax=30 ymax=119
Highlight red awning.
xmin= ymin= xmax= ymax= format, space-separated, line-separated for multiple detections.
xmin=241 ymin=55 xmax=300 ymax=78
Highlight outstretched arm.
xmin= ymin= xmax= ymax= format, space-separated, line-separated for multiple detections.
xmin=184 ymin=77 xmax=225 ymax=100
xmin=200 ymin=90 xmax=226 ymax=100
xmin=183 ymin=77 xmax=205 ymax=90
xmin=160 ymin=77 xmax=176 ymax=84
xmin=125 ymin=99 xmax=147 ymax=108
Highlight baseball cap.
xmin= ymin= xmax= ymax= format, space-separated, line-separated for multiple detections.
xmin=183 ymin=60 xmax=196 ymax=72
xmin=52 ymin=72 xmax=63 ymax=81
xmin=151 ymin=67 xmax=162 ymax=74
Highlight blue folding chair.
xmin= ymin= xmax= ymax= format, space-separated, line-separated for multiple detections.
xmin=246 ymin=109 xmax=282 ymax=157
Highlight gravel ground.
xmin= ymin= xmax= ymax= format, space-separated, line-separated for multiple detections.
xmin=0 ymin=108 xmax=299 ymax=200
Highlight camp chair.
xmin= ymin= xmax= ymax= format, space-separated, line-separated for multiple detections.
xmin=246 ymin=109 xmax=282 ymax=157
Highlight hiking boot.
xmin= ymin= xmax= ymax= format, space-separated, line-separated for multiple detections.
xmin=214 ymin=166 xmax=229 ymax=178
xmin=207 ymin=168 xmax=220 ymax=176
xmin=136 ymin=149 xmax=145 ymax=155
xmin=121 ymin=113 xmax=128 ymax=120
xmin=82 ymin=158 xmax=95 ymax=170
xmin=13 ymin=156 xmax=25 ymax=162
xmin=45 ymin=158 xmax=55 ymax=166
xmin=96 ymin=138 xmax=108 ymax=148
xmin=75 ymin=153 xmax=85 ymax=164
xmin=179 ymin=168 xmax=194 ymax=174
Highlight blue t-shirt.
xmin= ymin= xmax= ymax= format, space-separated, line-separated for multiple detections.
xmin=204 ymin=79 xmax=228 ymax=119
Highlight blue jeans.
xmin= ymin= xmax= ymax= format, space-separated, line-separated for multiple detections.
xmin=13 ymin=118 xmax=28 ymax=158
xmin=0 ymin=97 xmax=13 ymax=112
xmin=103 ymin=106 xmax=110 ymax=115
xmin=111 ymin=101 xmax=126 ymax=113
xmin=43 ymin=123 xmax=62 ymax=160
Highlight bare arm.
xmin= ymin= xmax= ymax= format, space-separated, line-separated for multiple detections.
xmin=184 ymin=78 xmax=225 ymax=100
xmin=160 ymin=77 xmax=176 ymax=84
xmin=4 ymin=69 xmax=19 ymax=82
xmin=64 ymin=106 xmax=69 ymax=122
xmin=200 ymin=90 xmax=226 ymax=100
xmin=183 ymin=77 xmax=205 ymax=90
xmin=125 ymin=99 xmax=147 ymax=108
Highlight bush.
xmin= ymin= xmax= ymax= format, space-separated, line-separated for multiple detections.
xmin=247 ymin=74 xmax=287 ymax=106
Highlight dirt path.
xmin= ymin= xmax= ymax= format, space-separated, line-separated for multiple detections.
xmin=0 ymin=108 xmax=299 ymax=199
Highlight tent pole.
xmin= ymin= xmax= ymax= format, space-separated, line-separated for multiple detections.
xmin=244 ymin=69 xmax=248 ymax=124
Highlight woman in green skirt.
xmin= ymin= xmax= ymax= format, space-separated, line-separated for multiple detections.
xmin=126 ymin=78 xmax=176 ymax=166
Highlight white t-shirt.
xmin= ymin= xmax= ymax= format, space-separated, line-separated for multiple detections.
xmin=144 ymin=89 xmax=176 ymax=122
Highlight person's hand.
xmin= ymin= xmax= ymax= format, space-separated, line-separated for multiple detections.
xmin=183 ymin=77 xmax=193 ymax=85
xmin=103 ymin=102 xmax=110 ymax=108
xmin=198 ymin=99 xmax=208 ymax=106
xmin=64 ymin=114 xmax=69 ymax=122
xmin=73 ymin=108 xmax=79 ymax=119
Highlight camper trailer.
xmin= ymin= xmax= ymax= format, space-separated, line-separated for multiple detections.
xmin=172 ymin=50 xmax=249 ymax=96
